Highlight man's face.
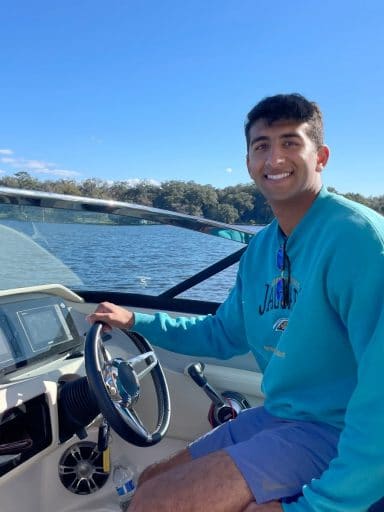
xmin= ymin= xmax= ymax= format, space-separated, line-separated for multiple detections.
xmin=246 ymin=119 xmax=329 ymax=205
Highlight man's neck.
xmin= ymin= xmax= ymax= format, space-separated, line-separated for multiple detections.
xmin=271 ymin=189 xmax=321 ymax=236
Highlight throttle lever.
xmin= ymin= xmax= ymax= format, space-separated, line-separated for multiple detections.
xmin=187 ymin=362 xmax=226 ymax=408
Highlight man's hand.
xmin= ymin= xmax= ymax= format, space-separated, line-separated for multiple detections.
xmin=86 ymin=301 xmax=135 ymax=331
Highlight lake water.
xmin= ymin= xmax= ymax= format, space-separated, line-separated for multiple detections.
xmin=2 ymin=221 xmax=262 ymax=302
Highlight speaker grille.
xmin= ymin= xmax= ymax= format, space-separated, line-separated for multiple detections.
xmin=58 ymin=441 xmax=110 ymax=495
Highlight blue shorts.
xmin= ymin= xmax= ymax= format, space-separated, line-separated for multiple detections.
xmin=188 ymin=406 xmax=340 ymax=504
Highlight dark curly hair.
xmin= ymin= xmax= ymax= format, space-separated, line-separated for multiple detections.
xmin=244 ymin=93 xmax=324 ymax=150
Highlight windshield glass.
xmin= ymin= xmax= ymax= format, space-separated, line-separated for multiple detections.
xmin=0 ymin=201 xmax=254 ymax=301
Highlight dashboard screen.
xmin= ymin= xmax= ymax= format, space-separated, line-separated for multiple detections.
xmin=18 ymin=305 xmax=73 ymax=352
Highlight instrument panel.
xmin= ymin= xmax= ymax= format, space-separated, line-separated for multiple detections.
xmin=0 ymin=294 xmax=82 ymax=379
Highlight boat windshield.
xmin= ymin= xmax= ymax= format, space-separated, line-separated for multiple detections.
xmin=0 ymin=189 xmax=259 ymax=302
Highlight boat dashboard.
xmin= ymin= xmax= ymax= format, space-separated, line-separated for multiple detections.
xmin=0 ymin=285 xmax=188 ymax=512
xmin=0 ymin=288 xmax=85 ymax=476
xmin=0 ymin=292 xmax=82 ymax=382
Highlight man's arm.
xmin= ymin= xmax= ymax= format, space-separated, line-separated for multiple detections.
xmin=284 ymin=223 xmax=384 ymax=511
xmin=88 ymin=258 xmax=250 ymax=360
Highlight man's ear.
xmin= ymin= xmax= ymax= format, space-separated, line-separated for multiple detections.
xmin=316 ymin=145 xmax=330 ymax=172
xmin=246 ymin=153 xmax=251 ymax=176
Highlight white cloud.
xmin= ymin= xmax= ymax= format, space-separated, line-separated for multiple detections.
xmin=24 ymin=159 xmax=54 ymax=170
xmin=226 ymin=167 xmax=233 ymax=174
xmin=0 ymin=157 xmax=16 ymax=164
xmin=123 ymin=178 xmax=161 ymax=187
xmin=147 ymin=179 xmax=161 ymax=186
xmin=0 ymin=152 xmax=82 ymax=179
xmin=33 ymin=168 xmax=81 ymax=178
xmin=0 ymin=169 xmax=5 ymax=174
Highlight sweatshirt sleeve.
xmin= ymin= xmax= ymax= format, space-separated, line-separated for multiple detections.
xmin=283 ymin=219 xmax=384 ymax=511
xmin=132 ymin=257 xmax=250 ymax=359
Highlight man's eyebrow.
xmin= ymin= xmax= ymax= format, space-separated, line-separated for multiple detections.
xmin=250 ymin=132 xmax=303 ymax=146
xmin=249 ymin=135 xmax=269 ymax=146
xmin=280 ymin=132 xmax=303 ymax=139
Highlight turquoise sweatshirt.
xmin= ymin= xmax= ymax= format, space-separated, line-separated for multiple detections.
xmin=133 ymin=187 xmax=384 ymax=511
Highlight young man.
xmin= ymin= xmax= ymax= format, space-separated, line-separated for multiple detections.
xmin=88 ymin=94 xmax=384 ymax=511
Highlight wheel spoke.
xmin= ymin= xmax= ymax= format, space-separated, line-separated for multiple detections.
xmin=127 ymin=351 xmax=157 ymax=381
xmin=99 ymin=340 xmax=113 ymax=364
xmin=114 ymin=402 xmax=150 ymax=439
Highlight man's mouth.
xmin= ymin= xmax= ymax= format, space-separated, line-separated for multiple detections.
xmin=265 ymin=171 xmax=293 ymax=181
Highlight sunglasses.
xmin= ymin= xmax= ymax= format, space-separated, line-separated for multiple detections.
xmin=276 ymin=239 xmax=291 ymax=306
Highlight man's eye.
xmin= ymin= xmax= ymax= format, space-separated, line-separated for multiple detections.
xmin=254 ymin=143 xmax=268 ymax=151
xmin=283 ymin=140 xmax=299 ymax=147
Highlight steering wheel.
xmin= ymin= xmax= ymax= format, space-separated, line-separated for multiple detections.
xmin=85 ymin=322 xmax=171 ymax=447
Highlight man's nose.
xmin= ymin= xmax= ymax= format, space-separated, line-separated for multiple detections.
xmin=266 ymin=146 xmax=285 ymax=167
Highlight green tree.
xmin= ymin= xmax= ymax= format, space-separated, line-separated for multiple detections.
xmin=214 ymin=203 xmax=239 ymax=224
xmin=43 ymin=179 xmax=82 ymax=195
xmin=79 ymin=178 xmax=110 ymax=198
xmin=0 ymin=171 xmax=41 ymax=190
xmin=154 ymin=181 xmax=218 ymax=216
xmin=118 ymin=181 xmax=159 ymax=206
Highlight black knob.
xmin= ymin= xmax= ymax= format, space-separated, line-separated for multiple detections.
xmin=187 ymin=362 xmax=207 ymax=387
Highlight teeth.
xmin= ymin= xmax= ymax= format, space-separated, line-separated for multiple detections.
xmin=266 ymin=172 xmax=292 ymax=181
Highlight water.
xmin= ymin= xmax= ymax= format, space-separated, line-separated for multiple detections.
xmin=1 ymin=221 xmax=261 ymax=302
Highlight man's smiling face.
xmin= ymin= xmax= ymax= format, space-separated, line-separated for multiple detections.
xmin=246 ymin=119 xmax=329 ymax=207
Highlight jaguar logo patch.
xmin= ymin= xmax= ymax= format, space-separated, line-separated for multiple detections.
xmin=273 ymin=318 xmax=288 ymax=332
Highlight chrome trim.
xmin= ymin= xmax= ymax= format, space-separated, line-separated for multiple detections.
xmin=127 ymin=351 xmax=157 ymax=381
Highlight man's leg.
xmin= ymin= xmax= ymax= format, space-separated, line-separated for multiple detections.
xmin=131 ymin=407 xmax=340 ymax=511
xmin=137 ymin=450 xmax=283 ymax=511
xmin=138 ymin=447 xmax=191 ymax=485
xmin=130 ymin=450 xmax=255 ymax=512
xmin=137 ymin=406 xmax=274 ymax=487
xmin=243 ymin=503 xmax=282 ymax=511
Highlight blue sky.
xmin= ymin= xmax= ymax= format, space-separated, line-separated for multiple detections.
xmin=1 ymin=0 xmax=383 ymax=196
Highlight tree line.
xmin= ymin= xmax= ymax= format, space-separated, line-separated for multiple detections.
xmin=0 ymin=171 xmax=383 ymax=225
